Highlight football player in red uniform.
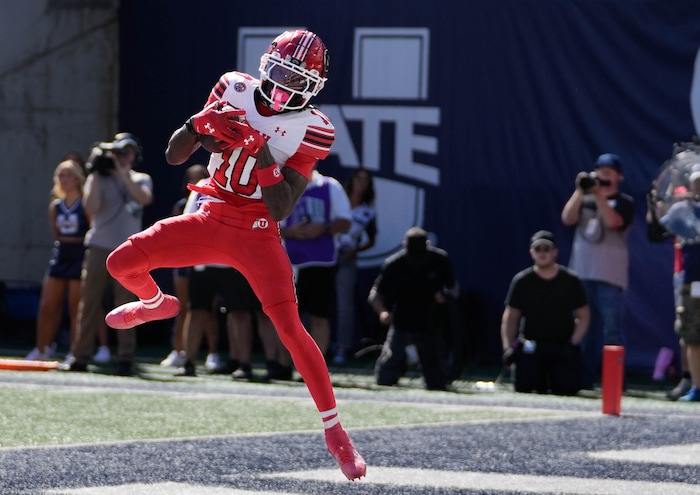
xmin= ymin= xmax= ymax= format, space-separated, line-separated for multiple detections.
xmin=104 ymin=30 xmax=366 ymax=480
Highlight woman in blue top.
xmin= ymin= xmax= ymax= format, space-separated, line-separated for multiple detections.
xmin=26 ymin=159 xmax=90 ymax=360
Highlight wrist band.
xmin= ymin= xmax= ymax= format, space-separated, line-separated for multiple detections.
xmin=185 ymin=118 xmax=197 ymax=134
xmin=258 ymin=163 xmax=283 ymax=187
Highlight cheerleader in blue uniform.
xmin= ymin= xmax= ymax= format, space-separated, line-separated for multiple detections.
xmin=26 ymin=160 xmax=90 ymax=360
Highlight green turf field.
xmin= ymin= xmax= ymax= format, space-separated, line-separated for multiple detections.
xmin=0 ymin=366 xmax=564 ymax=449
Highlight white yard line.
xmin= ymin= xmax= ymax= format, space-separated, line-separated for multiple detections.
xmin=265 ymin=466 xmax=700 ymax=494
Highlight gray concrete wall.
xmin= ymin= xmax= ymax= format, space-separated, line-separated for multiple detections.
xmin=0 ymin=1 xmax=119 ymax=283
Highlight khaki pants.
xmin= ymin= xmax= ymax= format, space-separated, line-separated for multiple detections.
xmin=71 ymin=246 xmax=137 ymax=364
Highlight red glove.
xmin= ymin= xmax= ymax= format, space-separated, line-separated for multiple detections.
xmin=187 ymin=100 xmax=247 ymax=147
xmin=229 ymin=119 xmax=265 ymax=155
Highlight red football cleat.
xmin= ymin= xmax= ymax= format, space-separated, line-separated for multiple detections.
xmin=105 ymin=295 xmax=180 ymax=330
xmin=325 ymin=424 xmax=366 ymax=481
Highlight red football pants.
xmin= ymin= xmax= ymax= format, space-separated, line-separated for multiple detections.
xmin=107 ymin=201 xmax=336 ymax=413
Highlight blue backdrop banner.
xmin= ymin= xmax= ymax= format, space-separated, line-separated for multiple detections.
xmin=119 ymin=0 xmax=700 ymax=372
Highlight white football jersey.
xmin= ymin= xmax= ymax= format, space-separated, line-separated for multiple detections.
xmin=204 ymin=71 xmax=334 ymax=201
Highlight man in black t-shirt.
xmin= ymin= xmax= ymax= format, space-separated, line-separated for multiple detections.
xmin=501 ymin=230 xmax=590 ymax=395
xmin=369 ymin=227 xmax=457 ymax=390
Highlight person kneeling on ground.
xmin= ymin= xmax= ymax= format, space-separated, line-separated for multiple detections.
xmin=501 ymin=230 xmax=589 ymax=395
xmin=369 ymin=227 xmax=458 ymax=391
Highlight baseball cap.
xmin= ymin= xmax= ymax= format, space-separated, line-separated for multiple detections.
xmin=690 ymin=170 xmax=700 ymax=183
xmin=530 ymin=230 xmax=556 ymax=248
xmin=594 ymin=153 xmax=622 ymax=172
xmin=112 ymin=132 xmax=143 ymax=162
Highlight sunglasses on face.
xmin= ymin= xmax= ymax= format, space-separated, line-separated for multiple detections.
xmin=533 ymin=245 xmax=553 ymax=253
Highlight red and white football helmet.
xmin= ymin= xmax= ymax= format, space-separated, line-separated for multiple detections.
xmin=259 ymin=30 xmax=329 ymax=112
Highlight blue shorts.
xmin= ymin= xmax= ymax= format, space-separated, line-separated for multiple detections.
xmin=47 ymin=242 xmax=85 ymax=280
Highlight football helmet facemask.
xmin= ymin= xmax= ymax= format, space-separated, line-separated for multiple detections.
xmin=259 ymin=30 xmax=329 ymax=112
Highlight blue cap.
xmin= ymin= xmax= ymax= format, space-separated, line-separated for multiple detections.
xmin=594 ymin=153 xmax=622 ymax=172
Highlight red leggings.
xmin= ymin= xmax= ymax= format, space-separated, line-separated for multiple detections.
xmin=107 ymin=202 xmax=336 ymax=413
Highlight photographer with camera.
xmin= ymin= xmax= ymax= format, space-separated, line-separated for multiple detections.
xmin=561 ymin=153 xmax=635 ymax=389
xmin=60 ymin=133 xmax=153 ymax=376
xmin=659 ymin=170 xmax=700 ymax=401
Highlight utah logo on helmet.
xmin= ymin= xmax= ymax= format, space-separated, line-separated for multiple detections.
xmin=259 ymin=30 xmax=329 ymax=112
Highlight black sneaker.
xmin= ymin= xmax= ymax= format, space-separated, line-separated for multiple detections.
xmin=210 ymin=359 xmax=239 ymax=375
xmin=265 ymin=361 xmax=293 ymax=381
xmin=114 ymin=361 xmax=134 ymax=377
xmin=232 ymin=365 xmax=253 ymax=380
xmin=174 ymin=360 xmax=196 ymax=377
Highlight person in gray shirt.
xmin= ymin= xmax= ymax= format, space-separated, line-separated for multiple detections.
xmin=561 ymin=153 xmax=635 ymax=389
xmin=61 ymin=133 xmax=153 ymax=376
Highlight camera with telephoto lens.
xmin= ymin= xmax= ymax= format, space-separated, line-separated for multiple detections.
xmin=578 ymin=171 xmax=611 ymax=191
xmin=87 ymin=141 xmax=129 ymax=176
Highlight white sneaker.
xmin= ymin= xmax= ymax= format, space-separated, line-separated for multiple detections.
xmin=93 ymin=345 xmax=112 ymax=364
xmin=205 ymin=353 xmax=220 ymax=371
xmin=160 ymin=350 xmax=186 ymax=367
xmin=25 ymin=347 xmax=47 ymax=360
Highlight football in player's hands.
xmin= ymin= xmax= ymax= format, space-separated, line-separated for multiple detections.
xmin=199 ymin=135 xmax=229 ymax=154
